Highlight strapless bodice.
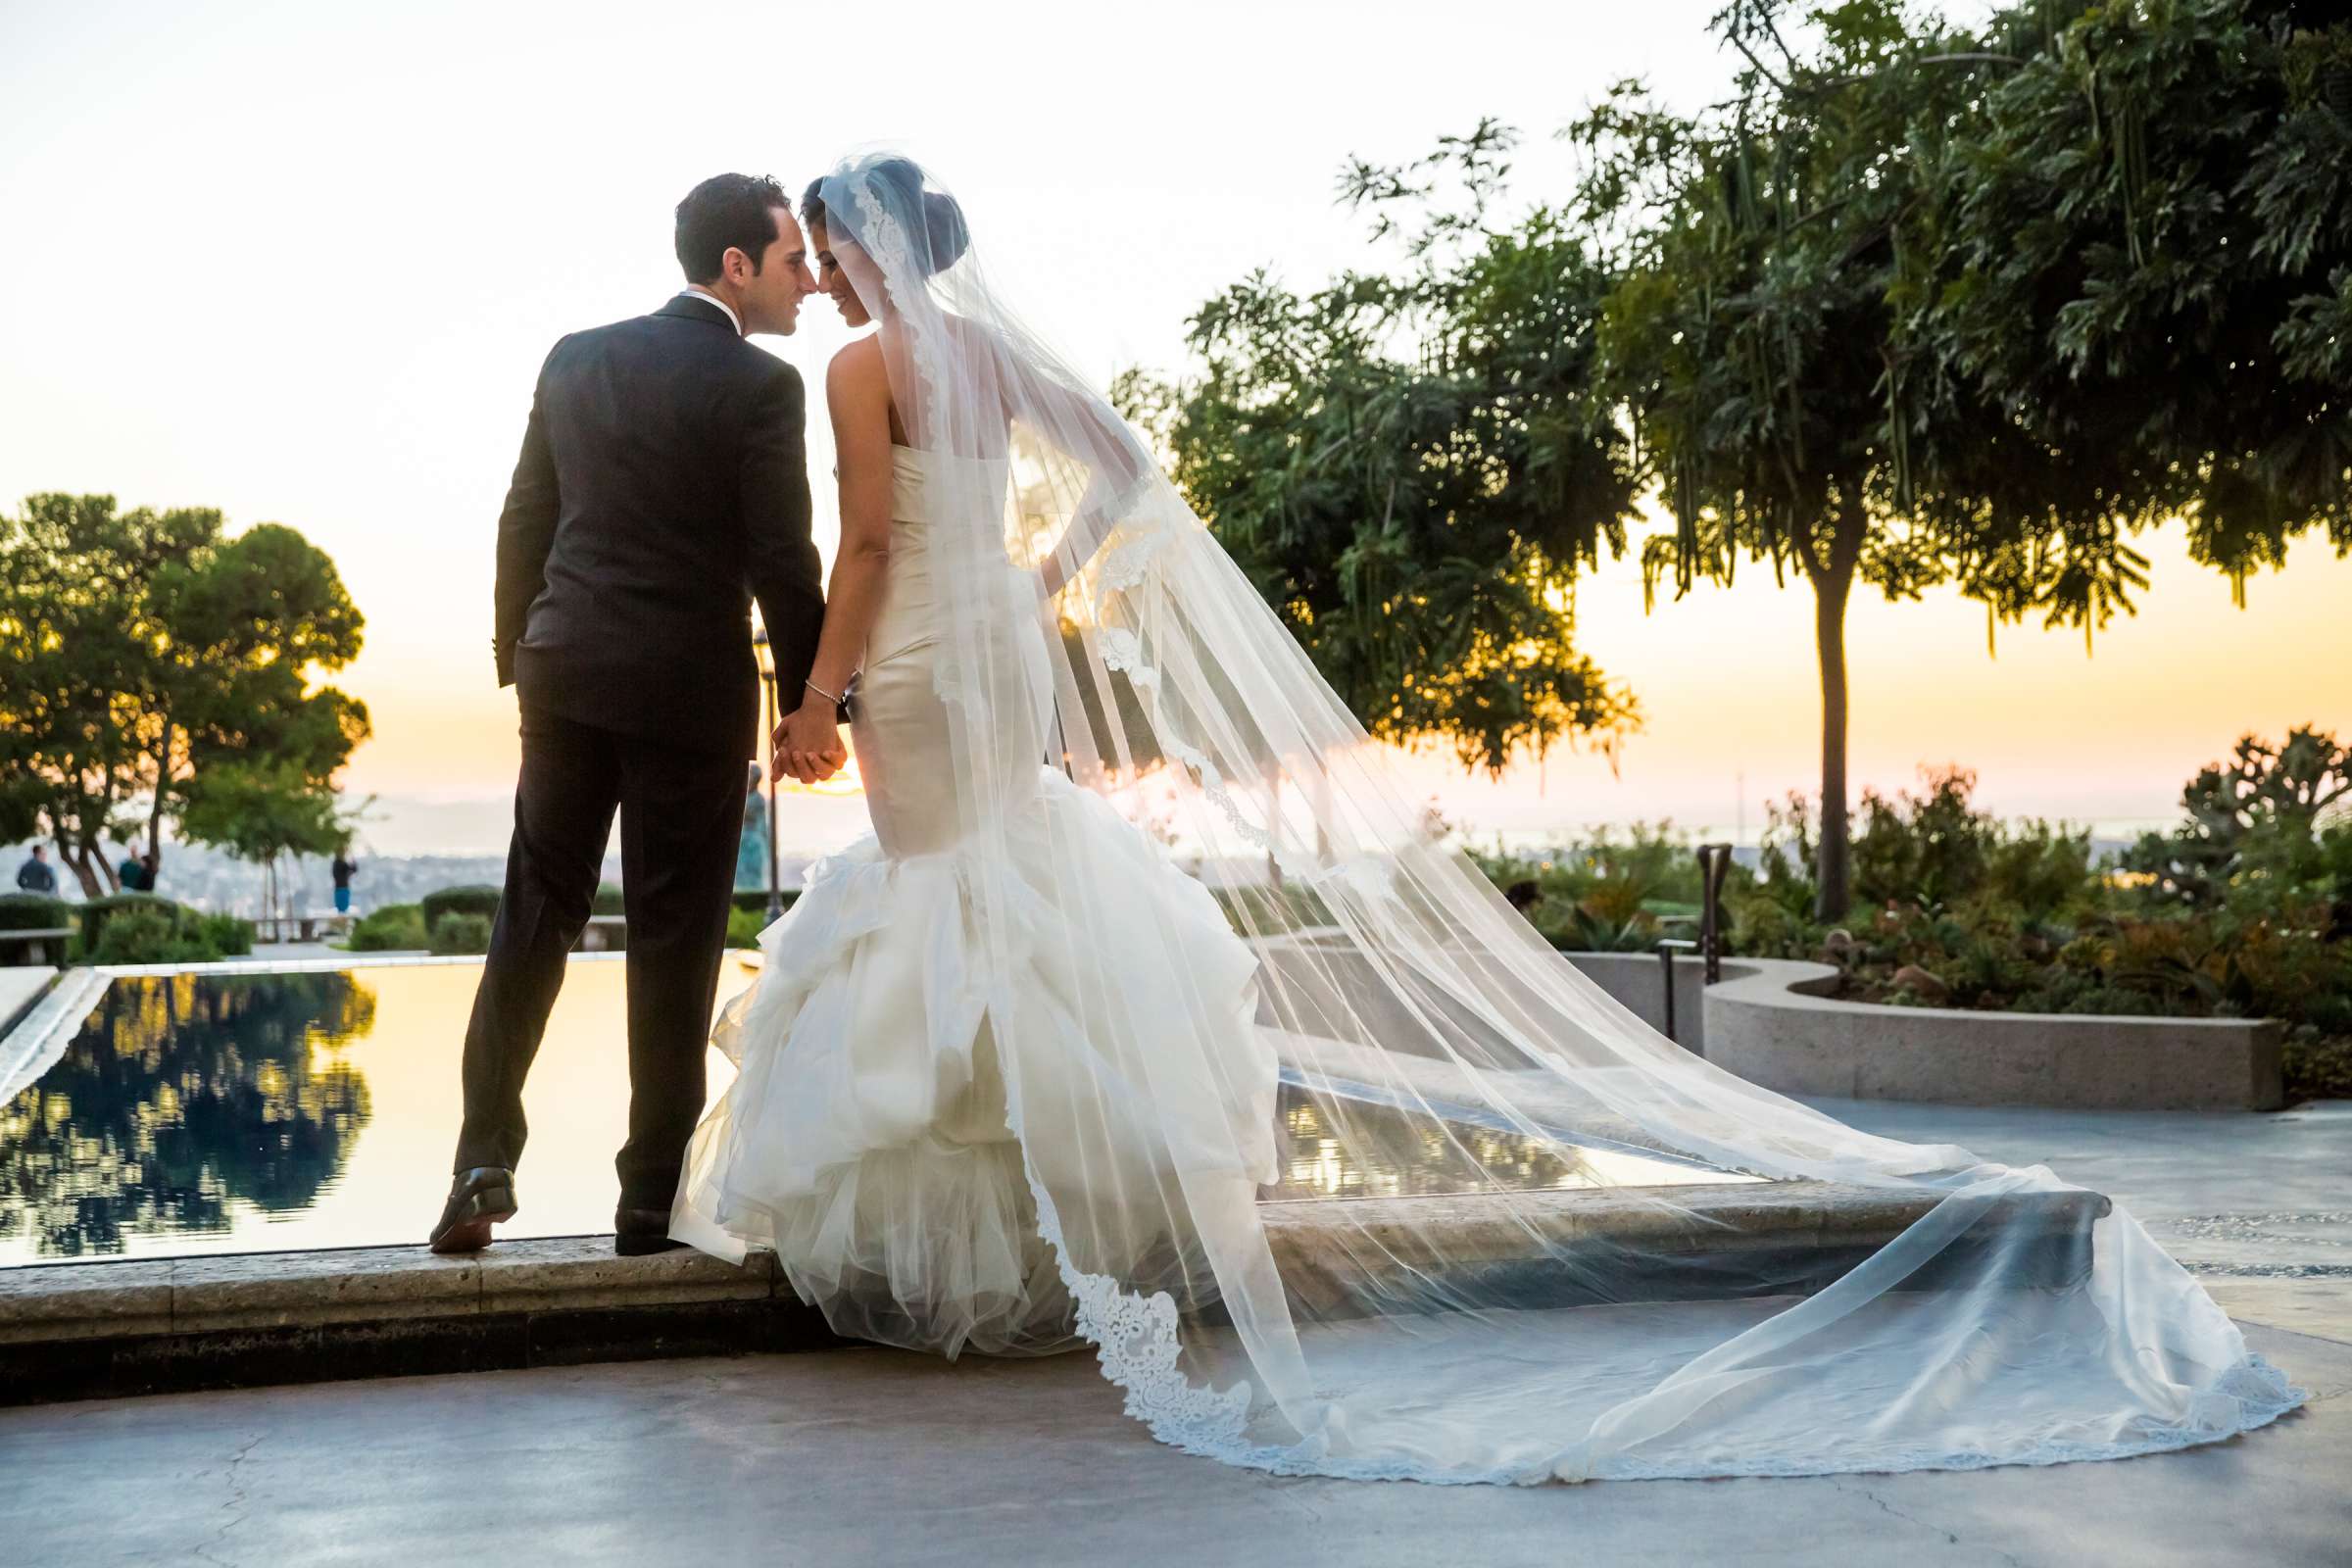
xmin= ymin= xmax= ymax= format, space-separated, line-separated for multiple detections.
xmin=889 ymin=443 xmax=1011 ymax=529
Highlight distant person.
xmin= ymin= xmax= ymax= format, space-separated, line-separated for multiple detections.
xmin=431 ymin=171 xmax=827 ymax=1260
xmin=115 ymin=850 xmax=151 ymax=893
xmin=735 ymin=762 xmax=770 ymax=892
xmin=14 ymin=846 xmax=58 ymax=895
xmin=331 ymin=851 xmax=359 ymax=914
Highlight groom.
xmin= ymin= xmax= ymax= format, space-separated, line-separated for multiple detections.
xmin=431 ymin=173 xmax=841 ymax=1256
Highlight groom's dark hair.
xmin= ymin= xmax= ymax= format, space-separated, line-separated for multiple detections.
xmin=674 ymin=173 xmax=791 ymax=283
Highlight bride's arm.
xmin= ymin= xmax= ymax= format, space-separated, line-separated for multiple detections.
xmin=1015 ymin=364 xmax=1155 ymax=600
xmin=775 ymin=341 xmax=893 ymax=784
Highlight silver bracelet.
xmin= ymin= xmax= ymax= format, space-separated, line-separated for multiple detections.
xmin=806 ymin=677 xmax=846 ymax=709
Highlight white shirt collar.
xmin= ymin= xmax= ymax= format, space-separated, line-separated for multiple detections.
xmin=677 ymin=286 xmax=743 ymax=336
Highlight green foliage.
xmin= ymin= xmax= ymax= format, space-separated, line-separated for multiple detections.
xmin=0 ymin=495 xmax=369 ymax=898
xmin=427 ymin=912 xmax=492 ymax=956
xmin=2122 ymin=725 xmax=2351 ymax=906
xmin=420 ymin=885 xmax=502 ymax=927
xmin=0 ymin=893 xmax=69 ymax=932
xmin=1119 ymin=122 xmax=1641 ymax=776
xmin=345 ymin=903 xmax=428 ymax=953
xmin=1847 ymin=766 xmax=2096 ymax=919
xmin=197 ymin=912 xmax=254 ymax=958
xmin=176 ymin=759 xmax=349 ymax=867
xmin=726 ymin=906 xmax=767 ymax=949
xmin=1561 ymin=0 xmax=2352 ymax=918
xmin=592 ymin=883 xmax=625 ymax=916
xmin=84 ymin=897 xmax=246 ymax=965
xmin=1702 ymin=734 xmax=2350 ymax=1102
xmin=76 ymin=893 xmax=186 ymax=956
xmin=1922 ymin=0 xmax=2352 ymax=570
xmin=1472 ymin=821 xmax=1716 ymax=953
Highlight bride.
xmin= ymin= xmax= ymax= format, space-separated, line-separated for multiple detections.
xmin=670 ymin=152 xmax=2300 ymax=1484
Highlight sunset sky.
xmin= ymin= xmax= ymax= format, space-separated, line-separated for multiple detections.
xmin=5 ymin=1 xmax=2346 ymax=856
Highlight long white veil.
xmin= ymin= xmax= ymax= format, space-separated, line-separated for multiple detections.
xmin=788 ymin=150 xmax=2299 ymax=1483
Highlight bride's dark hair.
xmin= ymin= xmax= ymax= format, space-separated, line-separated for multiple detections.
xmin=803 ymin=158 xmax=969 ymax=277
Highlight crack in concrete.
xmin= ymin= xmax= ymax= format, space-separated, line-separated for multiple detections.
xmin=192 ymin=1433 xmax=262 ymax=1568
xmin=1834 ymin=1478 xmax=2035 ymax=1568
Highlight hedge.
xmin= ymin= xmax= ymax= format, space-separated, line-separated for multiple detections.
xmin=347 ymin=903 xmax=430 ymax=952
xmin=0 ymin=893 xmax=71 ymax=932
xmin=428 ymin=911 xmax=494 ymax=956
xmin=77 ymin=893 xmax=198 ymax=955
xmin=84 ymin=901 xmax=253 ymax=965
xmin=420 ymin=884 xmax=503 ymax=927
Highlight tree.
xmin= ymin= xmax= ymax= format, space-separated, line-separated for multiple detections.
xmin=0 ymin=495 xmax=369 ymax=895
xmin=1568 ymin=3 xmax=2050 ymax=921
xmin=1917 ymin=0 xmax=2351 ymax=586
xmin=1577 ymin=0 xmax=2348 ymax=918
xmin=177 ymin=759 xmax=357 ymax=929
xmin=1116 ymin=123 xmax=1642 ymax=776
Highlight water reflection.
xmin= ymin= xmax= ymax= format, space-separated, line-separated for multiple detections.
xmin=1262 ymin=1084 xmax=1741 ymax=1200
xmin=0 ymin=963 xmax=1740 ymax=1267
xmin=0 ymin=972 xmax=375 ymax=1258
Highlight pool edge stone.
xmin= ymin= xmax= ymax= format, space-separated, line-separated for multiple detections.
xmin=0 ymin=1185 xmax=2112 ymax=1404
xmin=0 ymin=1237 xmax=829 ymax=1404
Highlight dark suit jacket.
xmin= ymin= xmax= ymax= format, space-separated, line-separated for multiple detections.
xmin=494 ymin=295 xmax=824 ymax=755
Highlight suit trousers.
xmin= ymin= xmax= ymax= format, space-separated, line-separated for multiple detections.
xmin=455 ymin=702 xmax=747 ymax=1209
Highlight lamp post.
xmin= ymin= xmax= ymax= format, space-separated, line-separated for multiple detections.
xmin=753 ymin=626 xmax=783 ymax=922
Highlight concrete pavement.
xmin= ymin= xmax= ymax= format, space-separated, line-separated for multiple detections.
xmin=0 ymin=1323 xmax=2341 ymax=1568
xmin=3 ymin=1098 xmax=2345 ymax=1566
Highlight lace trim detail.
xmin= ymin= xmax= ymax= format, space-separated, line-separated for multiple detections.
xmin=1167 ymin=741 xmax=1272 ymax=850
xmin=1100 ymin=524 xmax=1169 ymax=591
xmin=849 ymin=172 xmax=968 ymax=711
xmin=1064 ymin=1270 xmax=1253 ymax=1450
xmin=1004 ymin=1131 xmax=1253 ymax=1453
xmin=1098 ymin=626 xmax=1145 ymax=673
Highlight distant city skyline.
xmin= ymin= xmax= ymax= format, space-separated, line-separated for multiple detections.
xmin=4 ymin=2 xmax=2346 ymax=860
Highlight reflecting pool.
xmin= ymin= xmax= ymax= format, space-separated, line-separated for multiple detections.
xmin=1 ymin=960 xmax=1742 ymax=1266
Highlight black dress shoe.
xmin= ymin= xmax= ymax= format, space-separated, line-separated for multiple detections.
xmin=430 ymin=1166 xmax=517 ymax=1253
xmin=615 ymin=1206 xmax=688 ymax=1256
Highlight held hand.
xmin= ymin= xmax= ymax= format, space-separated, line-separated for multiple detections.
xmin=772 ymin=698 xmax=848 ymax=786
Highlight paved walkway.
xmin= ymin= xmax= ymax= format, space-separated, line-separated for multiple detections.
xmin=0 ymin=966 xmax=55 ymax=1029
xmin=3 ymin=1100 xmax=2346 ymax=1567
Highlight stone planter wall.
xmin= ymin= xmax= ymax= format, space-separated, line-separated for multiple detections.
xmin=1560 ymin=952 xmax=1712 ymax=1053
xmin=1701 ymin=958 xmax=2284 ymax=1111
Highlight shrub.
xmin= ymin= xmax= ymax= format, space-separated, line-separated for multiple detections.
xmin=78 ymin=894 xmax=198 ymax=956
xmin=0 ymin=893 xmax=70 ymax=932
xmin=347 ymin=903 xmax=430 ymax=952
xmin=428 ymin=912 xmax=493 ymax=956
xmin=90 ymin=906 xmax=214 ymax=965
xmin=592 ymin=883 xmax=625 ymax=916
xmin=420 ymin=884 xmax=503 ymax=927
xmin=731 ymin=888 xmax=798 ymax=914
xmin=198 ymin=912 xmax=255 ymax=958
xmin=2283 ymin=1027 xmax=2352 ymax=1102
xmin=1472 ymin=822 xmax=1712 ymax=953
xmin=726 ymin=906 xmax=767 ymax=949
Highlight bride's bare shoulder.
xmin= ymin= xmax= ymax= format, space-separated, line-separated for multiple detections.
xmin=823 ymin=336 xmax=890 ymax=416
xmin=826 ymin=334 xmax=886 ymax=383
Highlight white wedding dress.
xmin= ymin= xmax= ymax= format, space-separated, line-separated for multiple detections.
xmin=672 ymin=444 xmax=1278 ymax=1358
xmin=670 ymin=153 xmax=2301 ymax=1485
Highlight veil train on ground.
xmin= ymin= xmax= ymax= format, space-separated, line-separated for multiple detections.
xmin=673 ymin=151 xmax=2302 ymax=1485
